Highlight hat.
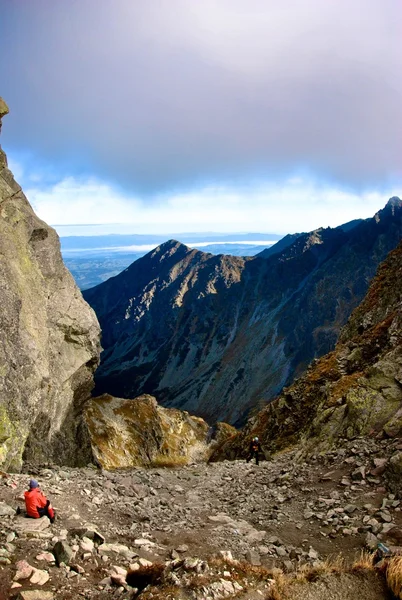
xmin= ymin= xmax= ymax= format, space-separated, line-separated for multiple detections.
xmin=29 ymin=479 xmax=39 ymax=489
xmin=253 ymin=437 xmax=259 ymax=442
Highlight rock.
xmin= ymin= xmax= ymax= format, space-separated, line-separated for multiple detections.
xmin=134 ymin=538 xmax=156 ymax=547
xmin=35 ymin=552 xmax=55 ymax=563
xmin=53 ymin=540 xmax=74 ymax=566
xmin=0 ymin=501 xmax=16 ymax=516
xmin=385 ymin=452 xmax=402 ymax=497
xmin=30 ymin=568 xmax=50 ymax=585
xmin=98 ymin=543 xmax=136 ymax=559
xmin=176 ymin=544 xmax=189 ymax=553
xmin=344 ymin=504 xmax=358 ymax=514
xmin=351 ymin=467 xmax=366 ymax=481
xmin=0 ymin=97 xmax=9 ymax=119
xmin=14 ymin=560 xmax=34 ymax=581
xmin=17 ymin=592 xmax=54 ymax=600
xmin=138 ymin=558 xmax=153 ymax=567
xmin=365 ymin=533 xmax=379 ymax=550
xmin=0 ymin=105 xmax=100 ymax=471
xmin=13 ymin=516 xmax=51 ymax=537
xmin=245 ymin=549 xmax=261 ymax=565
xmin=85 ymin=394 xmax=212 ymax=469
xmin=80 ymin=537 xmax=94 ymax=553
xmin=72 ymin=526 xmax=105 ymax=546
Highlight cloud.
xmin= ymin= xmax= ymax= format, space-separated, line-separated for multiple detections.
xmin=1 ymin=0 xmax=401 ymax=196
xmin=22 ymin=162 xmax=395 ymax=235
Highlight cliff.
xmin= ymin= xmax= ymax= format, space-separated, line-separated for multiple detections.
xmin=85 ymin=200 xmax=402 ymax=425
xmin=0 ymin=99 xmax=101 ymax=470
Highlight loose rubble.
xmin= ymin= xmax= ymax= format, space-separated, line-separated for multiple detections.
xmin=0 ymin=436 xmax=401 ymax=599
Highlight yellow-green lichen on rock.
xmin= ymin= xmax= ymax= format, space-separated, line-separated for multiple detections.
xmin=0 ymin=99 xmax=101 ymax=471
xmin=85 ymin=393 xmax=231 ymax=469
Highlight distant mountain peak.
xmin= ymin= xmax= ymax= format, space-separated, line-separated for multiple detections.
xmin=387 ymin=196 xmax=402 ymax=208
xmin=148 ymin=239 xmax=191 ymax=261
xmin=375 ymin=196 xmax=402 ymax=222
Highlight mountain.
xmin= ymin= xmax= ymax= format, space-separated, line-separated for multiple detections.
xmin=0 ymin=100 xmax=101 ymax=471
xmin=84 ymin=198 xmax=402 ymax=425
xmin=213 ymin=238 xmax=402 ymax=461
xmin=60 ymin=234 xmax=280 ymax=290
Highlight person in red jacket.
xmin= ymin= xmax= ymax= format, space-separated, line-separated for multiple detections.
xmin=24 ymin=479 xmax=55 ymax=523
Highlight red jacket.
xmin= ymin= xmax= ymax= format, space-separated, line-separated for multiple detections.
xmin=24 ymin=488 xmax=49 ymax=518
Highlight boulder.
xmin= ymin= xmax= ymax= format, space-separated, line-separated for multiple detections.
xmin=85 ymin=393 xmax=216 ymax=468
xmin=385 ymin=452 xmax=402 ymax=498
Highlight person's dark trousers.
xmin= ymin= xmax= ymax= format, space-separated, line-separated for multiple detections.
xmin=38 ymin=500 xmax=55 ymax=523
xmin=246 ymin=451 xmax=259 ymax=465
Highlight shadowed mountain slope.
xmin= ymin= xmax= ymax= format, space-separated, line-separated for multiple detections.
xmin=213 ymin=238 xmax=402 ymax=460
xmin=84 ymin=199 xmax=402 ymax=425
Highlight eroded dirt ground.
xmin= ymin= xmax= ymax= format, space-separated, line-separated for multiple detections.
xmin=0 ymin=436 xmax=400 ymax=599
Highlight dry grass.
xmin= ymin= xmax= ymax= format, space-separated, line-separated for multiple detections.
xmin=126 ymin=553 xmax=386 ymax=600
xmin=386 ymin=555 xmax=402 ymax=599
xmin=293 ymin=555 xmax=346 ymax=583
xmin=351 ymin=550 xmax=375 ymax=572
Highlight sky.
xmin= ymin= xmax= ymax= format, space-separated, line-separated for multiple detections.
xmin=0 ymin=0 xmax=401 ymax=235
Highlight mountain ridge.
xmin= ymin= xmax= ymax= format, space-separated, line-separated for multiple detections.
xmin=84 ymin=198 xmax=402 ymax=424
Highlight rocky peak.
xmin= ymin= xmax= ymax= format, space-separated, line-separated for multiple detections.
xmin=0 ymin=97 xmax=9 ymax=164
xmin=0 ymin=97 xmax=9 ymax=130
xmin=374 ymin=196 xmax=402 ymax=222
xmin=0 ymin=97 xmax=8 ymax=118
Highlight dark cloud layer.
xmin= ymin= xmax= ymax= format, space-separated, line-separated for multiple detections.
xmin=0 ymin=0 xmax=401 ymax=194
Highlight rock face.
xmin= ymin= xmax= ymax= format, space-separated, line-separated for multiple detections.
xmin=85 ymin=393 xmax=236 ymax=469
xmin=84 ymin=200 xmax=402 ymax=425
xmin=213 ymin=240 xmax=402 ymax=460
xmin=0 ymin=100 xmax=101 ymax=470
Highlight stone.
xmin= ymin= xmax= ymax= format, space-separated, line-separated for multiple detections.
xmin=379 ymin=511 xmax=393 ymax=523
xmin=80 ymin=537 xmax=94 ymax=552
xmin=0 ymin=501 xmax=16 ymax=516
xmin=351 ymin=467 xmax=366 ymax=481
xmin=385 ymin=452 xmax=402 ymax=497
xmin=30 ymin=568 xmax=50 ymax=585
xmin=36 ymin=552 xmax=55 ymax=563
xmin=246 ymin=549 xmax=261 ymax=565
xmin=53 ymin=541 xmax=74 ymax=566
xmin=365 ymin=533 xmax=379 ymax=550
xmin=138 ymin=558 xmax=153 ymax=567
xmin=134 ymin=538 xmax=156 ymax=547
xmin=14 ymin=560 xmax=34 ymax=581
xmin=17 ymin=592 xmax=54 ymax=600
xmin=344 ymin=504 xmax=358 ymax=514
xmin=85 ymin=393 xmax=213 ymax=469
